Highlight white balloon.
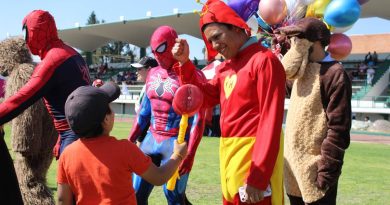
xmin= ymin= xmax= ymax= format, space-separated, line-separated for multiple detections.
xmin=247 ymin=15 xmax=259 ymax=36
xmin=285 ymin=0 xmax=307 ymax=21
xmin=299 ymin=0 xmax=315 ymax=6
xmin=331 ymin=25 xmax=354 ymax=33
xmin=286 ymin=0 xmax=297 ymax=13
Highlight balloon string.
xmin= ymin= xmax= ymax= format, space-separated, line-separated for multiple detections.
xmin=194 ymin=0 xmax=208 ymax=17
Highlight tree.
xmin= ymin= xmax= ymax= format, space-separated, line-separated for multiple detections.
xmin=84 ymin=11 xmax=139 ymax=66
xmin=87 ymin=11 xmax=99 ymax=25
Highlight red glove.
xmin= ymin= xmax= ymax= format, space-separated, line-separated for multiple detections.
xmin=52 ymin=136 xmax=61 ymax=160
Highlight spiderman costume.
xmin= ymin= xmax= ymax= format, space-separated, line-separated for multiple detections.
xmin=0 ymin=10 xmax=90 ymax=157
xmin=128 ymin=26 xmax=206 ymax=205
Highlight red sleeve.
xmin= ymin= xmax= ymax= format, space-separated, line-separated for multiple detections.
xmin=173 ymin=61 xmax=220 ymax=108
xmin=57 ymin=155 xmax=69 ymax=184
xmin=125 ymin=141 xmax=152 ymax=175
xmin=179 ymin=106 xmax=206 ymax=175
xmin=246 ymin=53 xmax=286 ymax=190
xmin=186 ymin=70 xmax=207 ymax=158
xmin=0 ymin=53 xmax=65 ymax=125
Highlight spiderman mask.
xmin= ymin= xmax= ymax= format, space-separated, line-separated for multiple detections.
xmin=150 ymin=26 xmax=178 ymax=69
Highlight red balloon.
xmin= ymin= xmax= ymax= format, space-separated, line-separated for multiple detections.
xmin=327 ymin=33 xmax=352 ymax=60
xmin=173 ymin=84 xmax=204 ymax=116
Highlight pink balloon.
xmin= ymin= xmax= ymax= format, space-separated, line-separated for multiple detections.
xmin=259 ymin=0 xmax=287 ymax=25
xmin=358 ymin=0 xmax=369 ymax=5
xmin=327 ymin=33 xmax=352 ymax=60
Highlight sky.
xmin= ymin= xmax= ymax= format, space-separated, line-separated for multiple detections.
xmin=1 ymin=0 xmax=389 ymax=60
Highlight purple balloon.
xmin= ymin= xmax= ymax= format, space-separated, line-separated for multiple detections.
xmin=228 ymin=0 xmax=260 ymax=21
xmin=358 ymin=0 xmax=369 ymax=5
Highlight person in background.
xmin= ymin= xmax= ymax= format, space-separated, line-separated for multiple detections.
xmin=131 ymin=56 xmax=158 ymax=146
xmin=201 ymin=55 xmax=222 ymax=137
xmin=131 ymin=56 xmax=158 ymax=113
xmin=372 ymin=51 xmax=378 ymax=66
xmin=57 ymin=82 xmax=187 ymax=205
xmin=172 ymin=0 xmax=286 ymax=204
xmin=364 ymin=52 xmax=372 ymax=65
xmin=366 ymin=66 xmax=375 ymax=86
xmin=92 ymin=79 xmax=104 ymax=87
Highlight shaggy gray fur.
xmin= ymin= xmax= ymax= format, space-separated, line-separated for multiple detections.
xmin=2 ymin=37 xmax=57 ymax=205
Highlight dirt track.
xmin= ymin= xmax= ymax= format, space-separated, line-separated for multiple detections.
xmin=351 ymin=134 xmax=390 ymax=145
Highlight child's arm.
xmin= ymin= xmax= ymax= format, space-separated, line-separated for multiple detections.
xmin=57 ymin=183 xmax=73 ymax=205
xmin=140 ymin=140 xmax=188 ymax=185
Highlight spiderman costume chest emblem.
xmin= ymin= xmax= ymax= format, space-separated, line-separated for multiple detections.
xmin=147 ymin=73 xmax=179 ymax=97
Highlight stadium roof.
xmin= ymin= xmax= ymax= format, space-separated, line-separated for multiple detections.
xmin=58 ymin=0 xmax=389 ymax=52
xmin=58 ymin=12 xmax=201 ymax=51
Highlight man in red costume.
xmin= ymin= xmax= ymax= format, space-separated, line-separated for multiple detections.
xmin=172 ymin=0 xmax=285 ymax=204
xmin=0 ymin=10 xmax=90 ymax=203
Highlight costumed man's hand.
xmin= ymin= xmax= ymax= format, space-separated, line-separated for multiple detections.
xmin=274 ymin=18 xmax=328 ymax=43
xmin=280 ymin=36 xmax=312 ymax=80
xmin=243 ymin=184 xmax=264 ymax=204
xmin=172 ymin=38 xmax=190 ymax=65
xmin=178 ymin=154 xmax=194 ymax=175
xmin=316 ymin=155 xmax=343 ymax=190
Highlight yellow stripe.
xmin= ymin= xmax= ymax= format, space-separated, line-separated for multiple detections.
xmin=219 ymin=133 xmax=284 ymax=204
xmin=271 ymin=132 xmax=284 ymax=205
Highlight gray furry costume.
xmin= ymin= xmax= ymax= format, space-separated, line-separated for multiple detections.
xmin=0 ymin=37 xmax=57 ymax=205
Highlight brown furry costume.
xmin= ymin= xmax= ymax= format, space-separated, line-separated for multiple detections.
xmin=276 ymin=18 xmax=352 ymax=203
xmin=0 ymin=37 xmax=57 ymax=205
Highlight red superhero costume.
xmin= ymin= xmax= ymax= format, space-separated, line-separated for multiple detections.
xmin=174 ymin=1 xmax=285 ymax=204
xmin=128 ymin=26 xmax=206 ymax=205
xmin=0 ymin=10 xmax=90 ymax=156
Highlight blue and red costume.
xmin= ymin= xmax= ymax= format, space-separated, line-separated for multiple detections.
xmin=128 ymin=26 xmax=206 ymax=205
xmin=0 ymin=10 xmax=90 ymax=157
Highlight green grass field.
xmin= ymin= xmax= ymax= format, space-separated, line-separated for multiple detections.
xmin=3 ymin=121 xmax=390 ymax=204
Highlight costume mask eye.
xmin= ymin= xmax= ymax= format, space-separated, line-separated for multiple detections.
xmin=155 ymin=42 xmax=167 ymax=53
xmin=22 ymin=24 xmax=28 ymax=43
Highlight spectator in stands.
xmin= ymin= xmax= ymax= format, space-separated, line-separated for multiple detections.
xmin=367 ymin=66 xmax=375 ymax=86
xmin=359 ymin=62 xmax=368 ymax=73
xmin=365 ymin=52 xmax=372 ymax=65
xmin=372 ymin=51 xmax=378 ymax=66
xmin=351 ymin=69 xmax=359 ymax=80
xmin=57 ymin=82 xmax=188 ymax=204
xmin=200 ymin=53 xmax=222 ymax=137
xmin=116 ymin=71 xmax=125 ymax=83
xmin=92 ymin=79 xmax=104 ymax=87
